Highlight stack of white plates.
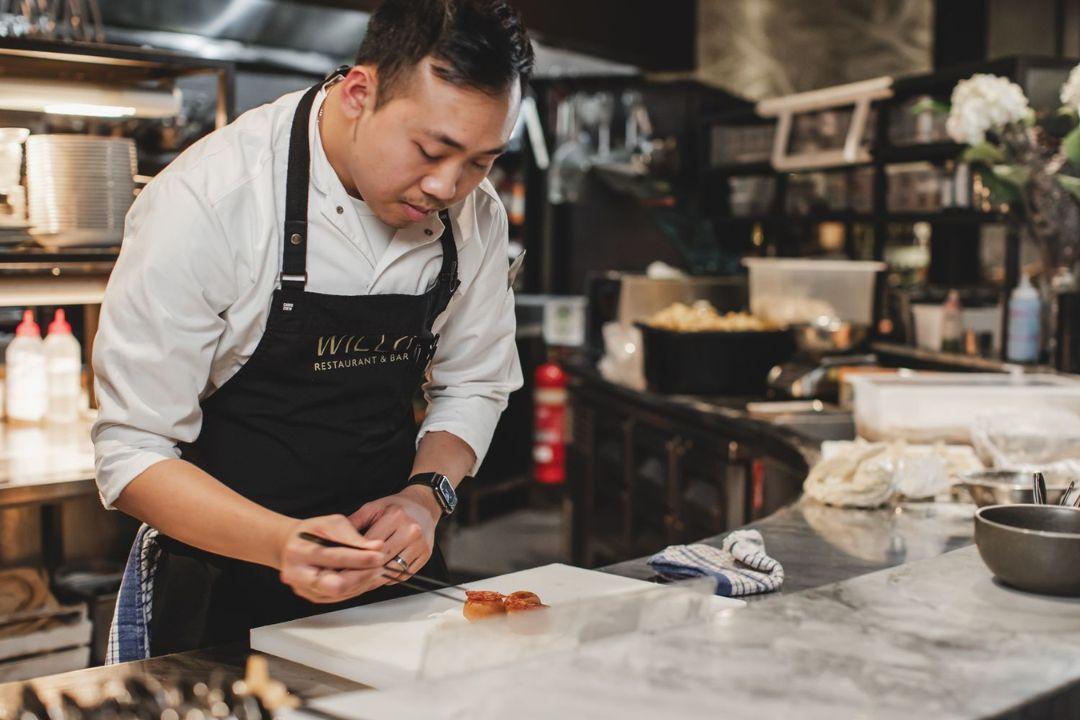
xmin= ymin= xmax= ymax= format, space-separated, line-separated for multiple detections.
xmin=26 ymin=135 xmax=136 ymax=247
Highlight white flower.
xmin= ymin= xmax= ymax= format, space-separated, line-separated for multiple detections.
xmin=946 ymin=74 xmax=1031 ymax=145
xmin=1061 ymin=63 xmax=1080 ymax=111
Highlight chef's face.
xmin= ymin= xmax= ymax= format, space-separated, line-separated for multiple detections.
xmin=336 ymin=59 xmax=520 ymax=228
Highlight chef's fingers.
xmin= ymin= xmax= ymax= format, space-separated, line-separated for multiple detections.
xmin=383 ymin=545 xmax=431 ymax=586
xmin=381 ymin=527 xmax=432 ymax=586
xmin=308 ymin=514 xmax=384 ymax=549
xmin=283 ymin=564 xmax=386 ymax=603
xmin=280 ymin=563 xmax=323 ymax=598
xmin=362 ymin=505 xmax=410 ymax=542
xmin=349 ymin=499 xmax=388 ymax=533
xmin=282 ymin=516 xmax=386 ymax=570
xmin=377 ymin=524 xmax=423 ymax=573
xmin=290 ymin=542 xmax=388 ymax=571
xmin=312 ymin=568 xmax=387 ymax=601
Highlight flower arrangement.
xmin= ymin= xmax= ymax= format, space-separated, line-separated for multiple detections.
xmin=923 ymin=68 xmax=1080 ymax=290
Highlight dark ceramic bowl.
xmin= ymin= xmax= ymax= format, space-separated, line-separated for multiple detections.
xmin=975 ymin=504 xmax=1080 ymax=596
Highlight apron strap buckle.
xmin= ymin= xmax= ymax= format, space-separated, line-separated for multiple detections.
xmin=440 ymin=260 xmax=460 ymax=295
xmin=279 ymin=272 xmax=308 ymax=286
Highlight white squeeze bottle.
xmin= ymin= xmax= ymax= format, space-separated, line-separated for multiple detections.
xmin=6 ymin=310 xmax=47 ymax=423
xmin=1006 ymin=274 xmax=1041 ymax=363
xmin=44 ymin=309 xmax=81 ymax=423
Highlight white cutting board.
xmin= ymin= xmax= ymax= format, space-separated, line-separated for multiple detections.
xmin=251 ymin=563 xmax=743 ymax=688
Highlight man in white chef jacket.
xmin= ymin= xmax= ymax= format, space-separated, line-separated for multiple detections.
xmin=92 ymin=0 xmax=531 ymax=655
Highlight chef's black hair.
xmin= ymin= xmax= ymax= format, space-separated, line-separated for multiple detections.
xmin=355 ymin=0 xmax=534 ymax=108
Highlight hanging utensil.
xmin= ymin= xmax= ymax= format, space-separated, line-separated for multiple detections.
xmin=1032 ymin=472 xmax=1047 ymax=505
xmin=1059 ymin=480 xmax=1077 ymax=506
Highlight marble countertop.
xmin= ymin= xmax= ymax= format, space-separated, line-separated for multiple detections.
xmin=604 ymin=498 xmax=977 ymax=595
xmin=0 ymin=499 xmax=995 ymax=715
xmin=307 ymin=543 xmax=1080 ymax=720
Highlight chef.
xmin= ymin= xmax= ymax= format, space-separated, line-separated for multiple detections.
xmin=92 ymin=0 xmax=531 ymax=659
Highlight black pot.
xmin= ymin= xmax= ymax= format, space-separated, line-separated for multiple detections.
xmin=636 ymin=323 xmax=796 ymax=395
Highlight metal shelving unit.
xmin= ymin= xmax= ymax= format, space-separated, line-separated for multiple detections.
xmin=702 ymin=55 xmax=1080 ymax=360
xmin=0 ymin=39 xmax=236 ymax=285
xmin=0 ymin=39 xmax=235 ymax=397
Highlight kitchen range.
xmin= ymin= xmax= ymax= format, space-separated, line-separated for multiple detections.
xmin=1 ymin=2 xmax=1080 ymax=719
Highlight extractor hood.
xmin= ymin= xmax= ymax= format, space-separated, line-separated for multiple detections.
xmin=95 ymin=0 xmax=637 ymax=78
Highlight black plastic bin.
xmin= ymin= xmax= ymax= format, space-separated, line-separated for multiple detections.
xmin=636 ymin=324 xmax=796 ymax=395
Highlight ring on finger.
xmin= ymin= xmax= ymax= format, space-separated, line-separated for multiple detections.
xmin=392 ymin=554 xmax=411 ymax=575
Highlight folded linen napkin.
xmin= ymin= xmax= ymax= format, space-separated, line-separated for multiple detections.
xmin=647 ymin=529 xmax=784 ymax=597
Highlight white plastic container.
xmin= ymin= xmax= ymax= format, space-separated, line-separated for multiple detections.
xmin=849 ymin=372 xmax=1080 ymax=443
xmin=742 ymin=258 xmax=885 ymax=325
xmin=44 ymin=309 xmax=81 ymax=423
xmin=6 ymin=310 xmax=46 ymax=423
xmin=912 ymin=303 xmax=1002 ymax=352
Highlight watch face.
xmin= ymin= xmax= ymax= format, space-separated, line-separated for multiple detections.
xmin=436 ymin=476 xmax=457 ymax=512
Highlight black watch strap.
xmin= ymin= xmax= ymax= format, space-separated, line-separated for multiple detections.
xmin=406 ymin=472 xmax=457 ymax=516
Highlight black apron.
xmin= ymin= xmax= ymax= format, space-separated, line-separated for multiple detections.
xmin=149 ymin=76 xmax=457 ymax=655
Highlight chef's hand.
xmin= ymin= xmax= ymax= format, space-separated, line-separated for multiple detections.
xmin=349 ymin=487 xmax=439 ymax=583
xmin=277 ymin=514 xmax=389 ymax=604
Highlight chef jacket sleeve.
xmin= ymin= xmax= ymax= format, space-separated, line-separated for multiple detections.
xmin=91 ymin=174 xmax=239 ymax=509
xmin=418 ymin=200 xmax=523 ymax=476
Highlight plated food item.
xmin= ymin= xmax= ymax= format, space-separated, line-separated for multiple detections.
xmin=646 ymin=301 xmax=779 ymax=333
xmin=463 ymin=590 xmax=507 ymax=622
xmin=504 ymin=590 xmax=541 ymax=609
xmin=462 ymin=589 xmax=547 ymax=626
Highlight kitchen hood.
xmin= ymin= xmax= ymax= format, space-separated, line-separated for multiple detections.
xmin=95 ymin=0 xmax=637 ymax=78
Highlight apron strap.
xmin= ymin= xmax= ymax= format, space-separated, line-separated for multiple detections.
xmin=429 ymin=210 xmax=460 ymax=326
xmin=280 ymin=66 xmax=350 ymax=291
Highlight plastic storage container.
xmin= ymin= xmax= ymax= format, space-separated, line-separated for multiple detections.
xmin=636 ymin=324 xmax=796 ymax=395
xmin=44 ymin=309 xmax=81 ymax=423
xmin=849 ymin=372 xmax=1080 ymax=443
xmin=742 ymin=258 xmax=885 ymax=326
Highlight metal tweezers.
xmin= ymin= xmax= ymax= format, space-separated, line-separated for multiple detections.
xmin=298 ymin=531 xmax=467 ymax=603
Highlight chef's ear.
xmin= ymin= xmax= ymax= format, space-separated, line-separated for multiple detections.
xmin=339 ymin=66 xmax=377 ymax=119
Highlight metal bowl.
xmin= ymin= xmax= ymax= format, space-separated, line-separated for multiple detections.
xmin=959 ymin=469 xmax=1072 ymax=507
xmin=974 ymin=504 xmax=1080 ymax=596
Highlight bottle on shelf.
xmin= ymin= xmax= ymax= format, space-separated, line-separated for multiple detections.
xmin=941 ymin=290 xmax=964 ymax=353
xmin=6 ymin=310 xmax=47 ymax=423
xmin=1006 ymin=274 xmax=1041 ymax=363
xmin=44 ymin=308 xmax=81 ymax=423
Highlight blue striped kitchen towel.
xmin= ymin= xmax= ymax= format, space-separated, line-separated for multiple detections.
xmin=648 ymin=529 xmax=784 ymax=597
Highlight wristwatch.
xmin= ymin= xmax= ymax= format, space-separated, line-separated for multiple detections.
xmin=405 ymin=472 xmax=458 ymax=516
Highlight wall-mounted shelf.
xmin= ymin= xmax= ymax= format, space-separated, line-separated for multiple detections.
xmin=756 ymin=76 xmax=893 ymax=172
xmin=0 ymin=38 xmax=235 ymax=127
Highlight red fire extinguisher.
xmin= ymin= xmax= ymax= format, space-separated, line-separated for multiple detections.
xmin=533 ymin=360 xmax=567 ymax=484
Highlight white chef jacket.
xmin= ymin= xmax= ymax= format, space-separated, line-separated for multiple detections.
xmin=91 ymin=86 xmax=523 ymax=509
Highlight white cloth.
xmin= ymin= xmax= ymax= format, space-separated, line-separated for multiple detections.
xmin=92 ymin=86 xmax=522 ymax=509
xmin=648 ymin=530 xmax=785 ymax=597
